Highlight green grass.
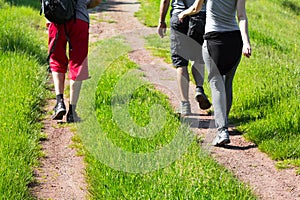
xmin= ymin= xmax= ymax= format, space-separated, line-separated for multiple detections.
xmin=0 ymin=0 xmax=48 ymax=198
xmin=139 ymin=0 xmax=300 ymax=172
xmin=0 ymin=3 xmax=48 ymax=64
xmin=233 ymin=0 xmax=300 ymax=172
xmin=77 ymin=37 xmax=256 ymax=199
xmin=144 ymin=32 xmax=172 ymax=63
xmin=135 ymin=0 xmax=171 ymax=27
xmin=3 ymin=0 xmax=41 ymax=9
xmin=0 ymin=52 xmax=47 ymax=199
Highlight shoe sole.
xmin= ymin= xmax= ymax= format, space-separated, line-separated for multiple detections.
xmin=52 ymin=109 xmax=66 ymax=120
xmin=215 ymin=139 xmax=231 ymax=147
xmin=195 ymin=94 xmax=211 ymax=110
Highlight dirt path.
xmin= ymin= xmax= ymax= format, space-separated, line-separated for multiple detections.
xmin=30 ymin=82 xmax=87 ymax=199
xmin=31 ymin=0 xmax=299 ymax=199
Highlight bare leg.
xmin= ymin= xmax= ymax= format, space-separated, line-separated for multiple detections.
xmin=177 ymin=66 xmax=191 ymax=115
xmin=67 ymin=79 xmax=82 ymax=123
xmin=69 ymin=80 xmax=82 ymax=105
xmin=51 ymin=72 xmax=66 ymax=120
xmin=177 ymin=66 xmax=189 ymax=102
xmin=52 ymin=72 xmax=65 ymax=95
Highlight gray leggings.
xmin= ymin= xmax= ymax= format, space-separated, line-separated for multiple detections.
xmin=202 ymin=40 xmax=241 ymax=130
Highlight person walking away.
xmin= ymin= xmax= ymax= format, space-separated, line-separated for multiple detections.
xmin=48 ymin=0 xmax=102 ymax=123
xmin=157 ymin=0 xmax=211 ymax=116
xmin=178 ymin=0 xmax=251 ymax=145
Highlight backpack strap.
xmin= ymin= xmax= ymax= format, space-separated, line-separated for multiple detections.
xmin=73 ymin=0 xmax=77 ymax=22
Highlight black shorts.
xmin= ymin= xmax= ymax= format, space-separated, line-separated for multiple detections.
xmin=170 ymin=12 xmax=206 ymax=67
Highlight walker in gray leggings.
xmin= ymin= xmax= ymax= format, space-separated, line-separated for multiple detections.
xmin=202 ymin=31 xmax=242 ymax=146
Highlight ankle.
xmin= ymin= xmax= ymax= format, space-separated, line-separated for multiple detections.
xmin=56 ymin=94 xmax=64 ymax=103
xmin=69 ymin=104 xmax=76 ymax=113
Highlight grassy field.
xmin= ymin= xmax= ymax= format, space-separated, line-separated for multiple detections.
xmin=0 ymin=0 xmax=48 ymax=199
xmin=77 ymin=37 xmax=256 ymax=199
xmin=138 ymin=0 xmax=300 ymax=172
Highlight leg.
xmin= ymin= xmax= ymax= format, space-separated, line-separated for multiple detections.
xmin=177 ymin=66 xmax=190 ymax=102
xmin=191 ymin=60 xmax=204 ymax=87
xmin=52 ymin=71 xmax=65 ymax=95
xmin=224 ymin=61 xmax=239 ymax=117
xmin=203 ymin=41 xmax=230 ymax=146
xmin=51 ymin=72 xmax=67 ymax=120
xmin=192 ymin=60 xmax=211 ymax=110
xmin=208 ymin=70 xmax=227 ymax=130
xmin=170 ymin=14 xmax=191 ymax=115
xmin=69 ymin=79 xmax=82 ymax=105
xmin=176 ymin=66 xmax=191 ymax=115
xmin=66 ymin=19 xmax=89 ymax=123
xmin=48 ymin=22 xmax=68 ymax=120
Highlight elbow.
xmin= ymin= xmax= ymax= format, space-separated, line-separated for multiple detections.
xmin=193 ymin=7 xmax=199 ymax=13
xmin=238 ymin=16 xmax=247 ymax=24
xmin=191 ymin=6 xmax=200 ymax=15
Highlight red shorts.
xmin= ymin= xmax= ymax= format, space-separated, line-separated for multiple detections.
xmin=48 ymin=19 xmax=89 ymax=81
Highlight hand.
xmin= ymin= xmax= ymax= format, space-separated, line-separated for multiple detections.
xmin=178 ymin=12 xmax=186 ymax=22
xmin=242 ymin=43 xmax=251 ymax=58
xmin=157 ymin=21 xmax=167 ymax=38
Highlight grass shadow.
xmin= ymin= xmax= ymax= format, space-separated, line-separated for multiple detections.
xmin=5 ymin=0 xmax=40 ymax=9
xmin=282 ymin=0 xmax=300 ymax=15
xmin=88 ymin=0 xmax=140 ymax=14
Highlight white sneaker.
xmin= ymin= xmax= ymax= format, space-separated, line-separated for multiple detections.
xmin=212 ymin=129 xmax=230 ymax=146
xmin=180 ymin=101 xmax=191 ymax=116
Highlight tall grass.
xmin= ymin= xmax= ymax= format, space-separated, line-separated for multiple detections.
xmin=140 ymin=0 xmax=300 ymax=172
xmin=0 ymin=0 xmax=48 ymax=198
xmin=77 ymin=37 xmax=256 ymax=199
xmin=0 ymin=4 xmax=47 ymax=63
xmin=232 ymin=0 xmax=300 ymax=170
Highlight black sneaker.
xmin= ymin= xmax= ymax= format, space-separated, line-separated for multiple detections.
xmin=66 ymin=110 xmax=81 ymax=123
xmin=195 ymin=87 xmax=211 ymax=110
xmin=52 ymin=101 xmax=66 ymax=120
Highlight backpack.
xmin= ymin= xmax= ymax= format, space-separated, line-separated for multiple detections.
xmin=40 ymin=0 xmax=77 ymax=24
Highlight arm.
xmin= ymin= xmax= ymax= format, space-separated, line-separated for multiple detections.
xmin=157 ymin=0 xmax=170 ymax=38
xmin=87 ymin=0 xmax=102 ymax=9
xmin=237 ymin=0 xmax=251 ymax=58
xmin=178 ymin=0 xmax=204 ymax=22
